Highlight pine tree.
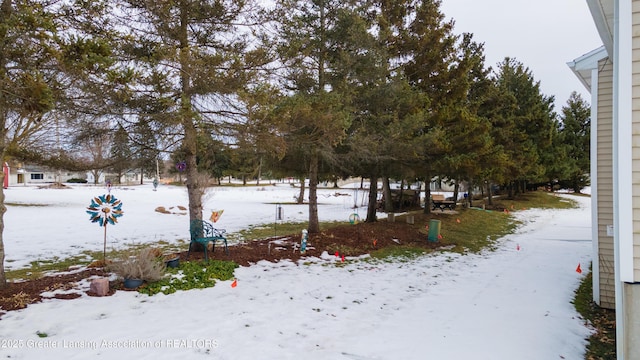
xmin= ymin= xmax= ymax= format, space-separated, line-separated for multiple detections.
xmin=0 ymin=0 xmax=118 ymax=287
xmin=130 ymin=119 xmax=160 ymax=185
xmin=492 ymin=57 xmax=556 ymax=196
xmin=398 ymin=0 xmax=469 ymax=213
xmin=559 ymin=91 xmax=590 ymax=192
xmin=272 ymin=0 xmax=354 ymax=233
xmin=110 ymin=125 xmax=133 ymax=184
xmin=111 ymin=0 xmax=270 ymax=223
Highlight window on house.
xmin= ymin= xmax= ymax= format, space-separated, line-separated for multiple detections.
xmin=30 ymin=173 xmax=44 ymax=180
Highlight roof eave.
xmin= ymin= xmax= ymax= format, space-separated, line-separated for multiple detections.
xmin=567 ymin=46 xmax=609 ymax=92
xmin=587 ymin=0 xmax=614 ymax=54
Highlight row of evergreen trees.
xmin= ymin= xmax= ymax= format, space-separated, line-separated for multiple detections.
xmin=0 ymin=0 xmax=589 ymax=286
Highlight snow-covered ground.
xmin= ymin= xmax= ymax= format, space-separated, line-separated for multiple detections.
xmin=0 ymin=184 xmax=592 ymax=359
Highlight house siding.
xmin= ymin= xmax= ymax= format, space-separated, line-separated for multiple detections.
xmin=597 ymin=57 xmax=616 ymax=309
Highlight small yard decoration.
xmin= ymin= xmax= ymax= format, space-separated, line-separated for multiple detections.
xmin=86 ymin=194 xmax=124 ymax=261
xmin=210 ymin=209 xmax=224 ymax=223
xmin=348 ymin=213 xmax=360 ymax=224
xmin=300 ymin=229 xmax=308 ymax=254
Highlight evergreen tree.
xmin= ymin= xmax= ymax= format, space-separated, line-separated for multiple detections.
xmin=436 ymin=33 xmax=492 ymax=207
xmin=110 ymin=125 xmax=133 ymax=184
xmin=559 ymin=91 xmax=591 ymax=192
xmin=272 ymin=0 xmax=353 ymax=233
xmin=399 ymin=0 xmax=470 ymax=213
xmin=130 ymin=119 xmax=160 ymax=184
xmin=111 ymin=0 xmax=270 ymax=223
xmin=0 ymin=0 xmax=117 ymax=287
xmin=492 ymin=57 xmax=556 ymax=197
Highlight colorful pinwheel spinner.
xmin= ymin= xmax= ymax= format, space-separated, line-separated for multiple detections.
xmin=86 ymin=194 xmax=124 ymax=226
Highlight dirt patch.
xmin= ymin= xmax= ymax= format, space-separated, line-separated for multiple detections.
xmin=0 ymin=218 xmax=441 ymax=318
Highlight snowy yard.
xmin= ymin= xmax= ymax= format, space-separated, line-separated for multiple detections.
xmin=0 ymin=184 xmax=592 ymax=359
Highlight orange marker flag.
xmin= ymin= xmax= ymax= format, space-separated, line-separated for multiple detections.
xmin=456 ymin=218 xmax=461 ymax=223
xmin=437 ymin=234 xmax=443 ymax=240
xmin=341 ymin=255 xmax=345 ymax=262
xmin=231 ymin=279 xmax=238 ymax=288
xmin=335 ymin=251 xmax=340 ymax=258
xmin=576 ymin=264 xmax=582 ymax=274
xmin=373 ymin=239 xmax=378 ymax=247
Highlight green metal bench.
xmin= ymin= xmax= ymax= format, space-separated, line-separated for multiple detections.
xmin=188 ymin=219 xmax=229 ymax=261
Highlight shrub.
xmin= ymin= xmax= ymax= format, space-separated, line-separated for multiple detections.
xmin=107 ymin=248 xmax=165 ymax=281
xmin=66 ymin=178 xmax=88 ymax=183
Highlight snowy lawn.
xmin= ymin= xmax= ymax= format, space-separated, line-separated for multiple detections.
xmin=0 ymin=184 xmax=592 ymax=359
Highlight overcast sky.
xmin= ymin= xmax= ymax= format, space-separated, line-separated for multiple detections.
xmin=439 ymin=0 xmax=603 ymax=111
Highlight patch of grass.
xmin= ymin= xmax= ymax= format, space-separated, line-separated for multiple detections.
xmin=5 ymin=254 xmax=95 ymax=281
xmin=369 ymin=246 xmax=427 ymax=261
xmin=433 ymin=192 xmax=578 ymax=254
xmin=5 ymin=242 xmax=188 ymax=282
xmin=139 ymin=260 xmax=238 ymax=296
xmin=490 ymin=191 xmax=578 ymax=211
xmin=438 ymin=208 xmax=517 ymax=253
xmin=573 ymin=269 xmax=617 ymax=359
xmin=5 ymin=202 xmax=50 ymax=207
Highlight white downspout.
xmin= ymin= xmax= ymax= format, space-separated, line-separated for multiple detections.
xmin=613 ymin=0 xmax=633 ymax=358
xmin=590 ymin=66 xmax=601 ymax=305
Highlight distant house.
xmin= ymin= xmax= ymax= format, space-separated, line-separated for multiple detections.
xmin=568 ymin=1 xmax=640 ymax=358
xmin=6 ymin=162 xmax=86 ymax=186
xmin=86 ymin=169 xmax=150 ymax=185
xmin=2 ymin=161 xmax=155 ymax=187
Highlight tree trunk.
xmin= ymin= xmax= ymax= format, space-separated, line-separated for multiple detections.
xmin=0 ymin=169 xmax=5 ymax=288
xmin=382 ymin=177 xmax=393 ymax=213
xmin=184 ymin=153 xmax=203 ymax=220
xmin=365 ymin=176 xmax=378 ymax=222
xmin=178 ymin=1 xmax=203 ymax=231
xmin=308 ymin=150 xmax=320 ymax=233
xmin=423 ymin=170 xmax=432 ymax=214
xmin=256 ymin=157 xmax=262 ymax=186
xmin=398 ymin=179 xmax=405 ymax=212
xmin=487 ymin=182 xmax=493 ymax=206
xmin=297 ymin=176 xmax=305 ymax=204
xmin=453 ymin=180 xmax=460 ymax=205
xmin=0 ymin=0 xmax=9 ymax=287
xmin=507 ymin=181 xmax=514 ymax=199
